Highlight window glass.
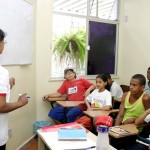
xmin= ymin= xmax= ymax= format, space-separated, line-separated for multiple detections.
xmin=87 ymin=21 xmax=116 ymax=75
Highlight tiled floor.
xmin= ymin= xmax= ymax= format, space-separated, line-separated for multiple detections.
xmin=19 ymin=138 xmax=38 ymax=150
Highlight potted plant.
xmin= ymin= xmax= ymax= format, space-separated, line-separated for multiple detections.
xmin=52 ymin=28 xmax=86 ymax=70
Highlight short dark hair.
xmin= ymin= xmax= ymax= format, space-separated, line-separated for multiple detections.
xmin=96 ymin=74 xmax=108 ymax=82
xmin=103 ymin=73 xmax=111 ymax=79
xmin=96 ymin=74 xmax=109 ymax=90
xmin=148 ymin=67 xmax=150 ymax=70
xmin=132 ymin=74 xmax=146 ymax=85
xmin=0 ymin=29 xmax=5 ymax=41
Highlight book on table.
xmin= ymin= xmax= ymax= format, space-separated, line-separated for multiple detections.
xmin=110 ymin=126 xmax=131 ymax=136
xmin=58 ymin=128 xmax=87 ymax=141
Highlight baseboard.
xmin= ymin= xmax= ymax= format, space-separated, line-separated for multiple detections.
xmin=16 ymin=134 xmax=36 ymax=150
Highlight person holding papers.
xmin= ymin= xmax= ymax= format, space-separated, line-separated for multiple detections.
xmin=0 ymin=29 xmax=28 ymax=150
xmin=85 ymin=74 xmax=112 ymax=111
xmin=43 ymin=68 xmax=95 ymax=124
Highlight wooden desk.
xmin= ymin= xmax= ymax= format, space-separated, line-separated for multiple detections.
xmin=46 ymin=97 xmax=67 ymax=102
xmin=46 ymin=97 xmax=67 ymax=108
xmin=56 ymin=100 xmax=84 ymax=108
xmin=109 ymin=124 xmax=139 ymax=138
xmin=83 ymin=109 xmax=119 ymax=118
xmin=37 ymin=127 xmax=117 ymax=150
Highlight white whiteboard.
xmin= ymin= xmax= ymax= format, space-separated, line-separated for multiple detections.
xmin=0 ymin=0 xmax=32 ymax=65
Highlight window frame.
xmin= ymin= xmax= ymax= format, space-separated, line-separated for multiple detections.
xmin=50 ymin=0 xmax=120 ymax=80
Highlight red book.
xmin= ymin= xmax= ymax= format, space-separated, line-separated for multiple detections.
xmin=41 ymin=122 xmax=88 ymax=133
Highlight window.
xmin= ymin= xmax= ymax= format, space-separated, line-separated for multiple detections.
xmin=87 ymin=21 xmax=117 ymax=75
xmin=51 ymin=0 xmax=119 ymax=78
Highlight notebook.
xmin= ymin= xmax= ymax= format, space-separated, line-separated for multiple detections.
xmin=110 ymin=126 xmax=130 ymax=136
xmin=58 ymin=128 xmax=87 ymax=141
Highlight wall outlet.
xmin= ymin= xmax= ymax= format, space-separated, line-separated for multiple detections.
xmin=8 ymin=128 xmax=12 ymax=138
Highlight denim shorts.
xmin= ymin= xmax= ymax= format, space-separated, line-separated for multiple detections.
xmin=48 ymin=105 xmax=83 ymax=123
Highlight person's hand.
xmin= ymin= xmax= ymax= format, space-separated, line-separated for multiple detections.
xmin=42 ymin=95 xmax=49 ymax=101
xmin=18 ymin=93 xmax=28 ymax=107
xmin=146 ymin=108 xmax=150 ymax=115
xmin=148 ymin=144 xmax=150 ymax=150
xmin=9 ymin=77 xmax=15 ymax=89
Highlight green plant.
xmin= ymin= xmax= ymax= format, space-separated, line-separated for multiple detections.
xmin=52 ymin=29 xmax=86 ymax=69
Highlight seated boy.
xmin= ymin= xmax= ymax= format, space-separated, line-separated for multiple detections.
xmin=43 ymin=68 xmax=95 ymax=124
xmin=115 ymin=74 xmax=150 ymax=126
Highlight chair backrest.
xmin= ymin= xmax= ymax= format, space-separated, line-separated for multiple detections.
xmin=120 ymin=84 xmax=130 ymax=93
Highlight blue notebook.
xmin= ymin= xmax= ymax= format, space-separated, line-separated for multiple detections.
xmin=58 ymin=128 xmax=87 ymax=141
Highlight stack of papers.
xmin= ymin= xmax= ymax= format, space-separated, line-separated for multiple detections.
xmin=58 ymin=128 xmax=87 ymax=141
xmin=110 ymin=126 xmax=130 ymax=136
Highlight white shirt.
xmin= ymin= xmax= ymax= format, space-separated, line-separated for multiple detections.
xmin=144 ymin=81 xmax=150 ymax=96
xmin=110 ymin=81 xmax=123 ymax=98
xmin=0 ymin=65 xmax=10 ymax=146
xmin=86 ymin=89 xmax=112 ymax=108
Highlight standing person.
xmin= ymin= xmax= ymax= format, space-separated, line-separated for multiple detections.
xmin=0 ymin=29 xmax=28 ymax=150
xmin=43 ymin=68 xmax=95 ymax=124
xmin=85 ymin=74 xmax=112 ymax=111
xmin=104 ymin=73 xmax=123 ymax=99
xmin=115 ymin=74 xmax=150 ymax=126
xmin=144 ymin=67 xmax=150 ymax=96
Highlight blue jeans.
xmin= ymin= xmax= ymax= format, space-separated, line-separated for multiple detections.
xmin=48 ymin=105 xmax=83 ymax=123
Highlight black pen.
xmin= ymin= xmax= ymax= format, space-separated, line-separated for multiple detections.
xmin=63 ymin=146 xmax=96 ymax=150
xmin=86 ymin=146 xmax=96 ymax=149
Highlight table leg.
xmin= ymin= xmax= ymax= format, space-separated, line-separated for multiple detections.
xmin=38 ymin=136 xmax=45 ymax=150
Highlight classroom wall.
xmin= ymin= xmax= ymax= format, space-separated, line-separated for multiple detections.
xmin=119 ymin=0 xmax=150 ymax=85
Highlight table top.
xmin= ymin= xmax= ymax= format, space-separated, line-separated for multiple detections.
xmin=109 ymin=124 xmax=139 ymax=138
xmin=37 ymin=127 xmax=117 ymax=150
xmin=56 ymin=100 xmax=85 ymax=107
xmin=83 ymin=109 xmax=119 ymax=118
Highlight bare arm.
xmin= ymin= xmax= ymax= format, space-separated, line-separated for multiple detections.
xmin=115 ymin=93 xmax=127 ymax=125
xmin=0 ymin=94 xmax=28 ymax=113
xmin=84 ymin=85 xmax=96 ymax=98
xmin=135 ymin=108 xmax=150 ymax=125
xmin=42 ymin=92 xmax=62 ymax=101
xmin=84 ymin=98 xmax=93 ymax=111
xmin=143 ymin=94 xmax=150 ymax=110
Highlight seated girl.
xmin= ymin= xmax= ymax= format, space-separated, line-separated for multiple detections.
xmin=85 ymin=74 xmax=112 ymax=111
